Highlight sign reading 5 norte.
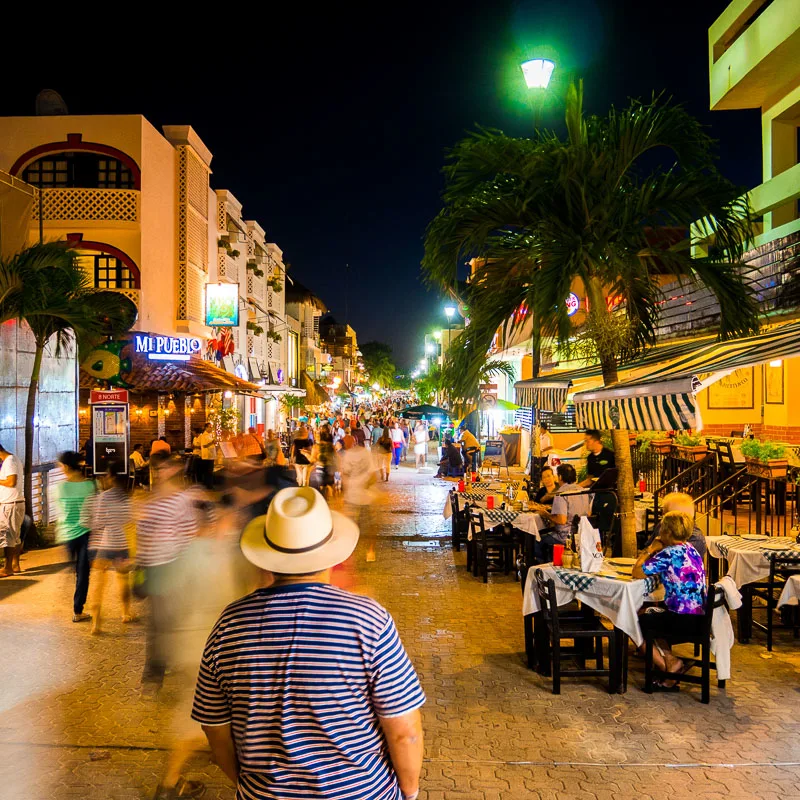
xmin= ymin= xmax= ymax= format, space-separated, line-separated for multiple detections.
xmin=134 ymin=333 xmax=202 ymax=361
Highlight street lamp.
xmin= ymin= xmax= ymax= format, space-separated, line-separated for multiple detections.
xmin=520 ymin=58 xmax=555 ymax=89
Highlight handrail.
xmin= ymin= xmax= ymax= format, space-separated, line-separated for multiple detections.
xmin=652 ymin=454 xmax=714 ymax=519
xmin=693 ymin=465 xmax=749 ymax=506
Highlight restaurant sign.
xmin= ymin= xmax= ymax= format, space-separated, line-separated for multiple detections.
xmin=133 ymin=333 xmax=202 ymax=361
xmin=565 ymin=292 xmax=580 ymax=317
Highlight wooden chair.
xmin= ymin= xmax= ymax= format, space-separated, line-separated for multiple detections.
xmin=469 ymin=510 xmax=513 ymax=583
xmin=643 ymin=585 xmax=728 ymax=704
xmin=449 ymin=491 xmax=472 ymax=569
xmin=748 ymin=554 xmax=800 ymax=651
xmin=534 ymin=569 xmax=619 ymax=694
xmin=590 ymin=491 xmax=618 ymax=553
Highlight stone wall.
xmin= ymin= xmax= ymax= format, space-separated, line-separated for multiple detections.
xmin=0 ymin=321 xmax=76 ymax=466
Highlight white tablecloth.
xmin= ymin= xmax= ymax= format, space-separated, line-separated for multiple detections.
xmin=779 ymin=574 xmax=800 ymax=607
xmin=523 ymin=564 xmax=657 ymax=646
xmin=443 ymin=494 xmax=546 ymax=539
xmin=707 ymin=536 xmax=800 ymax=588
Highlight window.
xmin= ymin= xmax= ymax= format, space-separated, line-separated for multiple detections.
xmin=94 ymin=255 xmax=135 ymax=289
xmin=23 ymin=152 xmax=134 ymax=188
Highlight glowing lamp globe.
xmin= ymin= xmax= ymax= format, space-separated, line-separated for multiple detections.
xmin=444 ymin=306 xmax=456 ymax=320
xmin=521 ymin=58 xmax=555 ymax=90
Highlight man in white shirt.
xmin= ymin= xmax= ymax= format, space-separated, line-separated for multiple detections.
xmin=0 ymin=443 xmax=25 ymax=576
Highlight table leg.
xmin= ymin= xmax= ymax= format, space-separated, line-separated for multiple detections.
xmin=527 ymin=611 xmax=550 ymax=675
xmin=611 ymin=628 xmax=627 ymax=694
xmin=738 ymin=585 xmax=753 ymax=644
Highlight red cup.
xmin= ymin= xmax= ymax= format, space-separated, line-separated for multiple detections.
xmin=457 ymin=479 xmax=465 ymax=492
xmin=487 ymin=495 xmax=495 ymax=510
xmin=553 ymin=544 xmax=565 ymax=566
xmin=471 ymin=471 xmax=478 ymax=482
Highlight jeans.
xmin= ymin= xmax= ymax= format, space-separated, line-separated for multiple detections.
xmin=142 ymin=563 xmax=177 ymax=682
xmin=392 ymin=446 xmax=402 ymax=466
xmin=67 ymin=532 xmax=91 ymax=614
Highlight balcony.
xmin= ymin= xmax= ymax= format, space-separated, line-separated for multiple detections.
xmin=31 ymin=188 xmax=139 ymax=223
xmin=248 ymin=333 xmax=265 ymax=360
xmin=105 ymin=287 xmax=140 ymax=309
xmin=218 ymin=248 xmax=239 ymax=283
xmin=247 ymin=271 xmax=267 ymax=307
xmin=710 ymin=0 xmax=800 ymax=110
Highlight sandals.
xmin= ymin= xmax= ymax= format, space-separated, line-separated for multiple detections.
xmin=72 ymin=613 xmax=92 ymax=623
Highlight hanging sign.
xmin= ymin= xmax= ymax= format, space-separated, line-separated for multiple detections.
xmin=133 ymin=333 xmax=202 ymax=361
xmin=205 ymin=283 xmax=240 ymax=327
xmin=565 ymin=292 xmax=580 ymax=317
xmin=90 ymin=389 xmax=129 ymax=404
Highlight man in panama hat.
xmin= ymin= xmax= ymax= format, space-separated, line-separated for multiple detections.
xmin=192 ymin=486 xmax=425 ymax=800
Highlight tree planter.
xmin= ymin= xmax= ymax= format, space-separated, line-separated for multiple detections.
xmin=745 ymin=457 xmax=788 ymax=480
xmin=675 ymin=444 xmax=707 ymax=462
xmin=651 ymin=439 xmax=673 ymax=455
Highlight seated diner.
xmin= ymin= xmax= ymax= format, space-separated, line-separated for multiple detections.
xmin=534 ymin=464 xmax=592 ymax=562
xmin=633 ymin=510 xmax=707 ymax=688
xmin=641 ymin=491 xmax=707 ymax=559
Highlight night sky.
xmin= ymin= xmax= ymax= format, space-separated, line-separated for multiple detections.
xmin=5 ymin=0 xmax=758 ymax=367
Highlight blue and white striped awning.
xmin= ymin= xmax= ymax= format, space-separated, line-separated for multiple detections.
xmin=513 ymin=380 xmax=571 ymax=410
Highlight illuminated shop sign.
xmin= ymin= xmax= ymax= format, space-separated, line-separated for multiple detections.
xmin=565 ymin=292 xmax=580 ymax=317
xmin=133 ymin=333 xmax=202 ymax=361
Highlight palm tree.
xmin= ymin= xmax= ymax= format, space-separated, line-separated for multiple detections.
xmin=423 ymin=82 xmax=759 ymax=556
xmin=359 ymin=341 xmax=397 ymax=388
xmin=0 ymin=242 xmax=135 ymax=515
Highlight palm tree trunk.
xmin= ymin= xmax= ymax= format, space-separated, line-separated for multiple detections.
xmin=600 ymin=348 xmax=636 ymax=556
xmin=23 ymin=341 xmax=44 ymax=517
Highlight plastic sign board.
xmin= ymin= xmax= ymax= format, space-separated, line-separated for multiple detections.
xmin=89 ymin=388 xmax=129 ymax=404
xmin=133 ymin=333 xmax=202 ymax=361
xmin=565 ymin=292 xmax=580 ymax=317
xmin=206 ymin=283 xmax=239 ymax=327
xmin=91 ymin=402 xmax=129 ymax=475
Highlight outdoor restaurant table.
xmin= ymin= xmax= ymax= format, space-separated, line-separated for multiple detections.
xmin=707 ymin=534 xmax=800 ymax=641
xmin=778 ymin=574 xmax=800 ymax=608
xmin=522 ymin=564 xmax=659 ymax=693
xmin=442 ymin=494 xmax=546 ymax=539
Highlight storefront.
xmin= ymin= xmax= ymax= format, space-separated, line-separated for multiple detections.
xmin=79 ymin=332 xmax=264 ymax=459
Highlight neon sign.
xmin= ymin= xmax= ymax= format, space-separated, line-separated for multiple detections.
xmin=565 ymin=292 xmax=580 ymax=317
xmin=134 ymin=333 xmax=202 ymax=361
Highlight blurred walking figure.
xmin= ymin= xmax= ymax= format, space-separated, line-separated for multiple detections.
xmin=152 ymin=492 xmax=257 ymax=800
xmin=341 ymin=440 xmax=378 ymax=562
xmin=390 ymin=421 xmax=405 ymax=469
xmin=291 ymin=423 xmax=313 ymax=486
xmin=375 ymin=424 xmax=393 ymax=482
xmin=197 ymin=423 xmax=217 ymax=489
xmin=136 ymin=453 xmax=199 ymax=689
xmin=193 ymin=487 xmax=425 ymax=800
xmin=85 ymin=460 xmax=136 ymax=634
xmin=55 ymin=451 xmax=96 ymax=623
xmin=0 ymin=442 xmax=25 ymax=576
xmin=413 ymin=420 xmax=429 ymax=471
xmin=263 ymin=429 xmax=280 ymax=466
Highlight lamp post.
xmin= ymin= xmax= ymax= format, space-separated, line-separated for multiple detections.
xmin=520 ymin=57 xmax=555 ymax=129
xmin=444 ymin=305 xmax=456 ymax=363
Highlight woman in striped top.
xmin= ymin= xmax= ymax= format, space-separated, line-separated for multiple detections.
xmin=86 ymin=460 xmax=136 ymax=633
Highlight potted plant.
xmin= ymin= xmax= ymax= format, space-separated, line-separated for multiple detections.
xmin=218 ymin=237 xmax=232 ymax=252
xmin=636 ymin=430 xmax=673 ymax=455
xmin=740 ymin=439 xmax=788 ymax=479
xmin=266 ymin=330 xmax=282 ymax=342
xmin=268 ymin=276 xmax=283 ymax=293
xmin=230 ymin=249 xmax=241 ymax=259
xmin=246 ymin=321 xmax=264 ymax=337
xmin=246 ymin=260 xmax=265 ymax=277
xmin=674 ymin=432 xmax=708 ymax=462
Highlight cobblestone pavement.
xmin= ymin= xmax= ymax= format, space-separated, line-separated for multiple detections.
xmin=3 ymin=463 xmax=800 ymax=799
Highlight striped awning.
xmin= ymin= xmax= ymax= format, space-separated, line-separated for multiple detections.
xmin=513 ymin=380 xmax=572 ymax=411
xmin=574 ymin=320 xmax=800 ymax=431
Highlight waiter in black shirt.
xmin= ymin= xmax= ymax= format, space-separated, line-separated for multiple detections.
xmin=580 ymin=429 xmax=616 ymax=487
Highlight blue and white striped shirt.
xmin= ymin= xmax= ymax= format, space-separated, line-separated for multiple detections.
xmin=192 ymin=583 xmax=425 ymax=800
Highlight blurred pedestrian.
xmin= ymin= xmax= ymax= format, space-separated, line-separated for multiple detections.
xmin=197 ymin=423 xmax=217 ymax=489
xmin=413 ymin=420 xmax=429 ymax=471
xmin=136 ymin=453 xmax=199 ymax=689
xmin=263 ymin=429 xmax=280 ymax=466
xmin=85 ymin=459 xmax=135 ymax=634
xmin=375 ymin=425 xmax=393 ymax=482
xmin=239 ymin=426 xmax=266 ymax=462
xmin=291 ymin=424 xmax=313 ymax=486
xmin=341 ymin=441 xmax=377 ymax=562
xmin=193 ymin=487 xmax=425 ymax=800
xmin=0 ymin=443 xmax=25 ymax=576
xmin=150 ymin=436 xmax=172 ymax=456
xmin=55 ymin=451 xmax=96 ymax=623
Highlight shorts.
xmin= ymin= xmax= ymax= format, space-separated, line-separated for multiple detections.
xmin=0 ymin=502 xmax=25 ymax=548
xmin=639 ymin=608 xmax=706 ymax=643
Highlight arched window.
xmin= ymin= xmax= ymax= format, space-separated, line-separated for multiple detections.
xmin=22 ymin=152 xmax=135 ymax=189
xmin=92 ymin=254 xmax=137 ymax=289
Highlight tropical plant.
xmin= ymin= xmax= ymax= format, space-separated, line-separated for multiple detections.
xmin=218 ymin=237 xmax=231 ymax=251
xmin=247 ymin=321 xmax=265 ymax=336
xmin=280 ymin=394 xmax=305 ymax=414
xmin=207 ymin=394 xmax=240 ymax=439
xmin=268 ymin=277 xmax=283 ymax=293
xmin=0 ymin=242 xmax=135 ymax=514
xmin=740 ymin=438 xmax=786 ymax=463
xmin=422 ymin=82 xmax=759 ymax=555
xmin=674 ymin=432 xmax=704 ymax=447
xmin=636 ymin=430 xmax=670 ymax=453
xmin=414 ymin=366 xmax=444 ymax=404
xmin=230 ymin=249 xmax=241 ymax=259
xmin=246 ymin=260 xmax=265 ymax=278
xmin=360 ymin=341 xmax=397 ymax=388
xmin=266 ymin=330 xmax=282 ymax=342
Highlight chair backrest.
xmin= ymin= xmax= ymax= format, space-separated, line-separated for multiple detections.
xmin=716 ymin=441 xmax=735 ymax=468
xmin=591 ymin=490 xmax=618 ymax=534
xmin=469 ymin=509 xmax=486 ymax=542
xmin=534 ymin=568 xmax=560 ymax=635
xmin=730 ymin=430 xmax=744 ymax=438
xmin=450 ymin=490 xmax=460 ymax=516
xmin=769 ymin=553 xmax=800 ymax=584
xmin=703 ymin=584 xmax=727 ymax=637
xmin=128 ymin=456 xmax=136 ymax=477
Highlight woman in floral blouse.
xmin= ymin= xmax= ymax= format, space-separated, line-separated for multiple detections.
xmin=633 ymin=511 xmax=707 ymax=686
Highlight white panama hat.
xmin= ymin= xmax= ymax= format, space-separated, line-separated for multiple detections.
xmin=240 ymin=486 xmax=359 ymax=574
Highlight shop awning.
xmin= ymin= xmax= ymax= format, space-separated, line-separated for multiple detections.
xmin=573 ymin=320 xmax=800 ymax=431
xmin=513 ymin=334 xmax=718 ymax=410
xmin=301 ymin=371 xmax=330 ymax=406
xmin=80 ymin=354 xmax=264 ymax=395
